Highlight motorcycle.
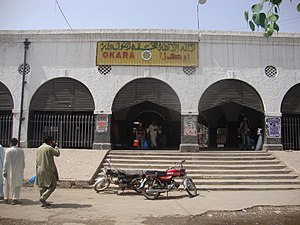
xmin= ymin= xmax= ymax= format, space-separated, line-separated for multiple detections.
xmin=139 ymin=160 xmax=197 ymax=200
xmin=94 ymin=159 xmax=144 ymax=194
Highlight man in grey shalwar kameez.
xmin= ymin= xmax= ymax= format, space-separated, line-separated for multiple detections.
xmin=36 ymin=136 xmax=60 ymax=207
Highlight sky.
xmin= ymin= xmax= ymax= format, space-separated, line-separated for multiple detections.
xmin=0 ymin=0 xmax=299 ymax=33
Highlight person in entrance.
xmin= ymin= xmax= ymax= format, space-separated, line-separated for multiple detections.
xmin=238 ymin=117 xmax=251 ymax=150
xmin=135 ymin=122 xmax=146 ymax=149
xmin=149 ymin=120 xmax=159 ymax=149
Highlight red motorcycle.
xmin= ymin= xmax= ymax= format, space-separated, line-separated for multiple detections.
xmin=139 ymin=160 xmax=197 ymax=200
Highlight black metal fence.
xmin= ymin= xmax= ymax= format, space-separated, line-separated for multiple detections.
xmin=282 ymin=115 xmax=300 ymax=150
xmin=28 ymin=112 xmax=95 ymax=149
xmin=0 ymin=112 xmax=13 ymax=147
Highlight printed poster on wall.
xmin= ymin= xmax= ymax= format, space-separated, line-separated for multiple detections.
xmin=96 ymin=114 xmax=108 ymax=133
xmin=266 ymin=117 xmax=281 ymax=138
xmin=184 ymin=116 xmax=197 ymax=136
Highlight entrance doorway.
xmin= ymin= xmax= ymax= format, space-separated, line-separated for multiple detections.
xmin=111 ymin=78 xmax=181 ymax=150
xmin=199 ymin=79 xmax=264 ymax=150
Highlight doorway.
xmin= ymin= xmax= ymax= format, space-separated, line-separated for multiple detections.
xmin=199 ymin=79 xmax=265 ymax=150
xmin=111 ymin=78 xmax=181 ymax=150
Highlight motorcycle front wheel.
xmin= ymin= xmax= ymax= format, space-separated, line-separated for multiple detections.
xmin=94 ymin=177 xmax=111 ymax=193
xmin=142 ymin=179 xmax=160 ymax=200
xmin=184 ymin=177 xmax=197 ymax=197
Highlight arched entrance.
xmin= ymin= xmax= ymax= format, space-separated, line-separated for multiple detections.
xmin=0 ymin=82 xmax=13 ymax=146
xmin=199 ymin=79 xmax=264 ymax=149
xmin=111 ymin=78 xmax=181 ymax=149
xmin=28 ymin=78 xmax=95 ymax=148
xmin=281 ymin=83 xmax=300 ymax=150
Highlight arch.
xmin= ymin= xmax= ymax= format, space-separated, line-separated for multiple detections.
xmin=281 ymin=83 xmax=300 ymax=114
xmin=111 ymin=78 xmax=181 ymax=149
xmin=0 ymin=82 xmax=13 ymax=146
xmin=198 ymin=79 xmax=264 ymax=149
xmin=112 ymin=78 xmax=181 ymax=113
xmin=30 ymin=77 xmax=95 ymax=111
xmin=199 ymin=79 xmax=264 ymax=113
xmin=281 ymin=83 xmax=300 ymax=150
xmin=0 ymin=82 xmax=14 ymax=110
xmin=28 ymin=77 xmax=95 ymax=149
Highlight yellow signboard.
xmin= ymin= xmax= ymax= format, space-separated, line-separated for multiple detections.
xmin=96 ymin=41 xmax=198 ymax=67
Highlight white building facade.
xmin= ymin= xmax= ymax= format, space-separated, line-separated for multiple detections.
xmin=0 ymin=29 xmax=299 ymax=151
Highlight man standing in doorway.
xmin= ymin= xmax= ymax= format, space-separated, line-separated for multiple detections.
xmin=239 ymin=117 xmax=251 ymax=150
xmin=149 ymin=120 xmax=159 ymax=149
xmin=36 ymin=136 xmax=60 ymax=207
xmin=2 ymin=138 xmax=25 ymax=205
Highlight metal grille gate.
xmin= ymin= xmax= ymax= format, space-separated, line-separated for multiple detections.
xmin=28 ymin=113 xmax=95 ymax=149
xmin=282 ymin=116 xmax=300 ymax=150
xmin=0 ymin=113 xmax=13 ymax=147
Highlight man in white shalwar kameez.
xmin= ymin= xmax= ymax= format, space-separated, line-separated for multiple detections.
xmin=149 ymin=120 xmax=159 ymax=149
xmin=0 ymin=144 xmax=5 ymax=201
xmin=3 ymin=138 xmax=25 ymax=205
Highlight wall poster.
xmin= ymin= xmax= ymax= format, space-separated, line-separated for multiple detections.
xmin=184 ymin=116 xmax=197 ymax=136
xmin=266 ymin=117 xmax=281 ymax=138
xmin=96 ymin=114 xmax=108 ymax=133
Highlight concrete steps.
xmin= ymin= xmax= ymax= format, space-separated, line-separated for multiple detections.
xmin=98 ymin=150 xmax=300 ymax=191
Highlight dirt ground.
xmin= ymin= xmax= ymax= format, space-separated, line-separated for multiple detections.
xmin=144 ymin=205 xmax=300 ymax=225
xmin=1 ymin=205 xmax=300 ymax=225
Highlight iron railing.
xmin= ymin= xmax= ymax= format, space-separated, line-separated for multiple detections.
xmin=0 ymin=113 xmax=13 ymax=147
xmin=282 ymin=116 xmax=300 ymax=150
xmin=28 ymin=112 xmax=95 ymax=149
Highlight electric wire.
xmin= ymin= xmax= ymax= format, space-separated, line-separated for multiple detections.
xmin=55 ymin=0 xmax=73 ymax=30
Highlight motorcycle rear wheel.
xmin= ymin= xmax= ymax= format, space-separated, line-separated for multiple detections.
xmin=184 ymin=177 xmax=197 ymax=197
xmin=94 ymin=177 xmax=111 ymax=192
xmin=132 ymin=178 xmax=142 ymax=193
xmin=142 ymin=179 xmax=160 ymax=200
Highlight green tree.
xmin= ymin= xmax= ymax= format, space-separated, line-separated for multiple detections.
xmin=244 ymin=0 xmax=300 ymax=37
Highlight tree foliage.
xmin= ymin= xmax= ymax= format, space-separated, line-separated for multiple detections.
xmin=245 ymin=0 xmax=300 ymax=37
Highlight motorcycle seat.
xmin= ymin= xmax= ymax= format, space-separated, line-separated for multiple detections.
xmin=124 ymin=170 xmax=143 ymax=176
xmin=144 ymin=170 xmax=166 ymax=176
xmin=118 ymin=169 xmax=143 ymax=176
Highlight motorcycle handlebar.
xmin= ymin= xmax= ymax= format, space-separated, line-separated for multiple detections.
xmin=169 ymin=160 xmax=186 ymax=169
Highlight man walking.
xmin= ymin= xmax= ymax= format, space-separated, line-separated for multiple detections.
xmin=36 ymin=136 xmax=60 ymax=207
xmin=2 ymin=138 xmax=25 ymax=205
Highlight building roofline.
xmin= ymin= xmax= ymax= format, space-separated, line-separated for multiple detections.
xmin=0 ymin=28 xmax=300 ymax=38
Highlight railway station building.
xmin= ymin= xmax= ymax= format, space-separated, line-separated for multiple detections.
xmin=0 ymin=29 xmax=299 ymax=151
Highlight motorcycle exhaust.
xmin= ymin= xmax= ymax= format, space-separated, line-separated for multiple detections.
xmin=145 ymin=189 xmax=168 ymax=193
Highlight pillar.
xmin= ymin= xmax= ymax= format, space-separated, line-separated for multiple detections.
xmin=263 ymin=114 xmax=283 ymax=151
xmin=93 ymin=113 xmax=111 ymax=150
xmin=179 ymin=114 xmax=199 ymax=152
xmin=12 ymin=109 xmax=29 ymax=147
xmin=208 ymin=127 xmax=217 ymax=148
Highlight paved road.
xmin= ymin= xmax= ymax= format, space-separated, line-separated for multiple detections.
xmin=1 ymin=149 xmax=299 ymax=224
xmin=1 ymin=187 xmax=300 ymax=225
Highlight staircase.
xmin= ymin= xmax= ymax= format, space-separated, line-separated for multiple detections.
xmin=97 ymin=150 xmax=300 ymax=190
